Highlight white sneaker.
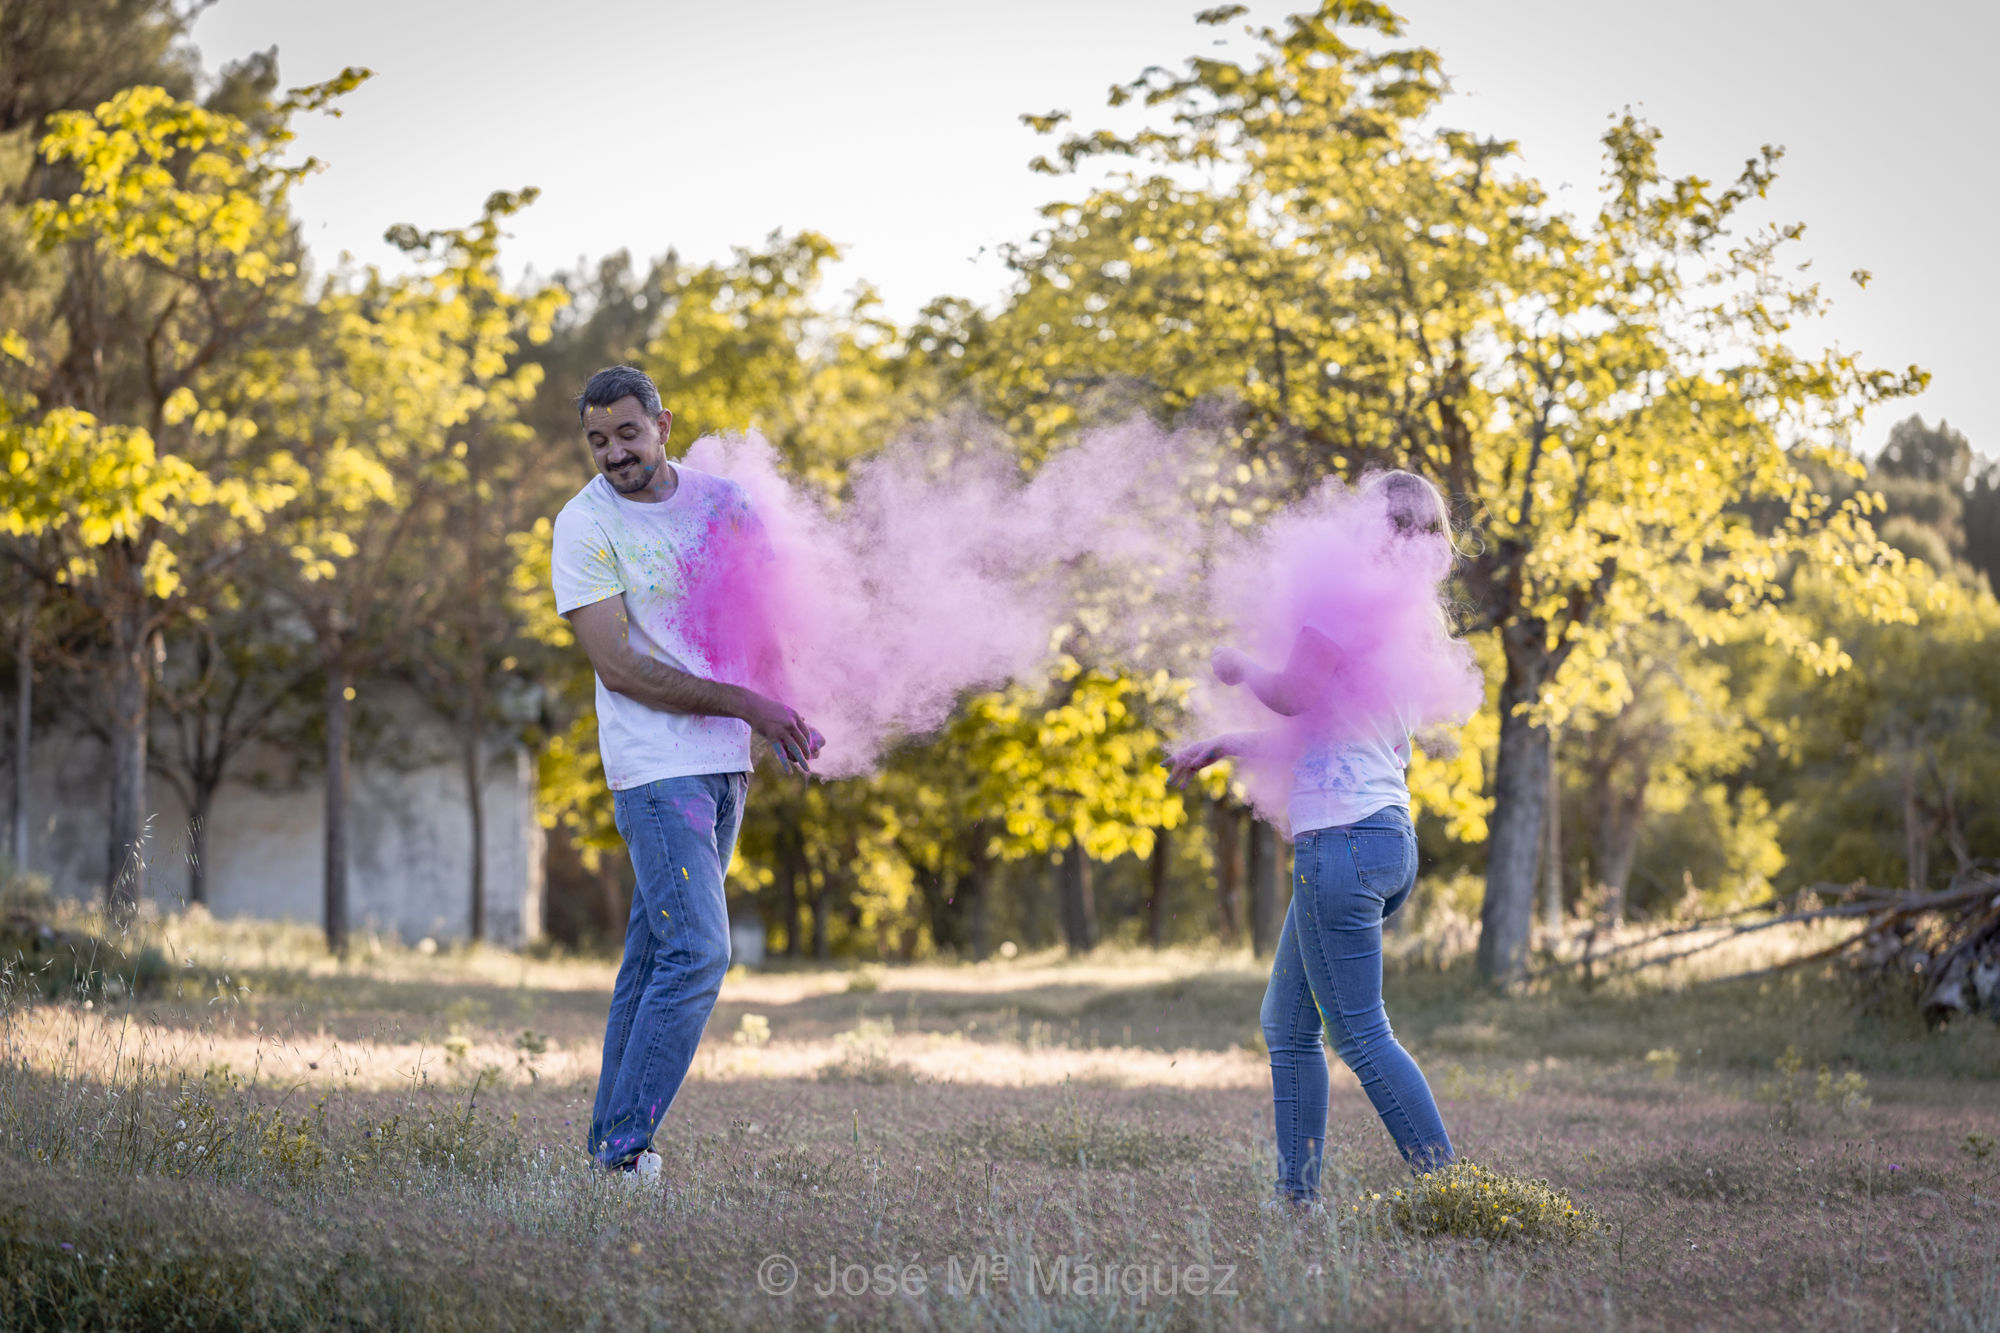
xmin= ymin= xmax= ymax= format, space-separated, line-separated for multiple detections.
xmin=1260 ymin=1196 xmax=1324 ymax=1217
xmin=616 ymin=1150 xmax=662 ymax=1191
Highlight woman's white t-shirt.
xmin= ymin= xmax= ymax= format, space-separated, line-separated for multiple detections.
xmin=1287 ymin=708 xmax=1414 ymax=836
xmin=549 ymin=467 xmax=754 ymax=789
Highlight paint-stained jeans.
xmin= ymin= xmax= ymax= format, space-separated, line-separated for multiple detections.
xmin=588 ymin=771 xmax=748 ymax=1169
xmin=1260 ymin=804 xmax=1454 ymax=1199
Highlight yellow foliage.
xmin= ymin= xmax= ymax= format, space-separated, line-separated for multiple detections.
xmin=958 ymin=664 xmax=1188 ymax=864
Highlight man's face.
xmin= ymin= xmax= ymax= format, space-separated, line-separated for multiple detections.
xmin=583 ymin=396 xmax=673 ymax=495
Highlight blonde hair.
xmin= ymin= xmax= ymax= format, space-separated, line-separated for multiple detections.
xmin=1367 ymin=470 xmax=1454 ymax=542
xmin=1364 ymin=469 xmax=1470 ymax=630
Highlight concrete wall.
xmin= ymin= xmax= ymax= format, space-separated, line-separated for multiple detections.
xmin=3 ymin=694 xmax=543 ymax=947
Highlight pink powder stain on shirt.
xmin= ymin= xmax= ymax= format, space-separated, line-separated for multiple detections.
xmin=1194 ymin=475 xmax=1484 ymax=821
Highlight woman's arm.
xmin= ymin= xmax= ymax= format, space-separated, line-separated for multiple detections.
xmin=1212 ymin=625 xmax=1341 ymax=717
xmin=1163 ymin=731 xmax=1272 ymax=790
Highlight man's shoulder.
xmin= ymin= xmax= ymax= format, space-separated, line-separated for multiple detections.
xmin=560 ymin=474 xmax=611 ymax=512
xmin=553 ymin=477 xmax=612 ymax=531
xmin=675 ymin=463 xmax=750 ymax=509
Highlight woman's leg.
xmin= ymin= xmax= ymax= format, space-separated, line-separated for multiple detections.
xmin=1261 ymin=883 xmax=1329 ymax=1200
xmin=1293 ymin=811 xmax=1454 ymax=1171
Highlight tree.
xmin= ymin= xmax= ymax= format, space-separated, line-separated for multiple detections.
xmin=1970 ymin=458 xmax=2000 ymax=596
xmin=956 ymin=663 xmax=1192 ymax=954
xmin=639 ymin=231 xmax=932 ymax=490
xmin=0 ymin=74 xmax=325 ymax=909
xmin=1560 ymin=619 xmax=1774 ymax=923
xmin=1878 ymin=415 xmax=1974 ymax=486
xmin=1764 ymin=564 xmax=2000 ymax=894
xmin=1 ymin=72 xmax=372 ymax=914
xmin=990 ymin=0 xmax=1921 ymax=984
xmin=253 ymin=191 xmax=551 ymax=951
xmin=1868 ymin=415 xmax=1974 ymax=572
xmin=382 ymin=194 xmax=561 ymax=941
xmin=150 ymin=584 xmax=312 ymax=904
xmin=0 ymin=0 xmax=199 ymax=139
xmin=146 ymin=571 xmax=314 ymax=907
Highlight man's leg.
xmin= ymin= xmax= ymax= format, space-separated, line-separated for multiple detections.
xmin=592 ymin=771 xmax=748 ymax=1169
xmin=586 ymin=790 xmax=661 ymax=1160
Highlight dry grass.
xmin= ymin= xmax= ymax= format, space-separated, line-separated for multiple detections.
xmin=3 ymin=903 xmax=1999 ymax=1330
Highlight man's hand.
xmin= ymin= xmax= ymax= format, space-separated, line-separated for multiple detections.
xmin=742 ymin=692 xmax=820 ymax=773
xmin=567 ymin=597 xmax=825 ymax=770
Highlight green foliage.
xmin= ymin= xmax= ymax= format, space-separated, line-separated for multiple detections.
xmin=1755 ymin=1046 xmax=1872 ymax=1133
xmin=1 ymin=76 xmax=331 ymax=590
xmin=0 ymin=0 xmax=201 ymax=137
xmin=640 ymin=230 xmax=940 ymax=490
xmin=1764 ymin=563 xmax=2000 ymax=892
xmin=0 ymin=919 xmax=168 ymax=1003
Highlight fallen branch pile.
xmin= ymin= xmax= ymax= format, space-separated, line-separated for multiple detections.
xmin=1567 ymin=868 xmax=2000 ymax=1023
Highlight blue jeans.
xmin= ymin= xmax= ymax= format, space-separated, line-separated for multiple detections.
xmin=588 ymin=771 xmax=747 ymax=1169
xmin=1261 ymin=804 xmax=1454 ymax=1198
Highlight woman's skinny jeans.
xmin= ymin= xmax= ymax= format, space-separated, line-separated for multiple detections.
xmin=1260 ymin=804 xmax=1455 ymax=1198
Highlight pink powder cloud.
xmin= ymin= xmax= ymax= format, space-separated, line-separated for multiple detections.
xmin=671 ymin=424 xmax=1477 ymax=800
xmin=682 ymin=419 xmax=1205 ymax=776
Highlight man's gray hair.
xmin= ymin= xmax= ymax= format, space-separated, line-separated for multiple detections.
xmin=576 ymin=365 xmax=663 ymax=422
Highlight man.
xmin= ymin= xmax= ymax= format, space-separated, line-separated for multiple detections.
xmin=551 ymin=364 xmax=822 ymax=1179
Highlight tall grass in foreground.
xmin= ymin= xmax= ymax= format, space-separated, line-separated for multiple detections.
xmin=2 ymin=907 xmax=1998 ymax=1330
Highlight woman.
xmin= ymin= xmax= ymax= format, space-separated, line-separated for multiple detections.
xmin=1167 ymin=471 xmax=1463 ymax=1203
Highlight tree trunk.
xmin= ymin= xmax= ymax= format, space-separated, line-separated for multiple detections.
xmin=1213 ymin=799 xmax=1243 ymax=946
xmin=462 ymin=448 xmax=488 ymax=943
xmin=1056 ymin=841 xmax=1098 ymax=953
xmin=105 ymin=587 xmax=150 ymax=921
xmin=1591 ymin=774 xmax=1645 ymax=928
xmin=1146 ymin=826 xmax=1170 ymax=949
xmin=965 ymin=852 xmax=990 ymax=962
xmin=962 ymin=826 xmax=992 ymax=961
xmin=324 ymin=658 xmax=351 ymax=955
xmin=1540 ymin=734 xmax=1564 ymax=935
xmin=777 ymin=827 xmax=801 ymax=958
xmin=1477 ymin=629 xmax=1551 ymax=986
xmin=1901 ymin=741 xmax=1929 ymax=893
xmin=463 ymin=708 xmax=486 ymax=942
xmin=1937 ymin=768 xmax=1971 ymax=876
xmin=1250 ymin=820 xmax=1282 ymax=956
xmin=811 ymin=873 xmax=829 ymax=960
xmin=186 ymin=780 xmax=214 ymax=907
xmin=9 ymin=576 xmax=35 ymax=870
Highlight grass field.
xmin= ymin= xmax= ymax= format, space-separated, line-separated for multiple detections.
xmin=3 ymin=907 xmax=1998 ymax=1331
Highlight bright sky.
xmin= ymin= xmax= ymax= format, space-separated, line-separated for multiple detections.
xmin=191 ymin=0 xmax=1996 ymax=459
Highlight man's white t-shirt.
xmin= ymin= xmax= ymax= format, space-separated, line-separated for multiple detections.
xmin=550 ymin=466 xmax=756 ymax=789
xmin=1287 ymin=708 xmax=1415 ymax=835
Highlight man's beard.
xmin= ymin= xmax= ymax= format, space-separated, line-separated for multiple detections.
xmin=607 ymin=461 xmax=657 ymax=493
